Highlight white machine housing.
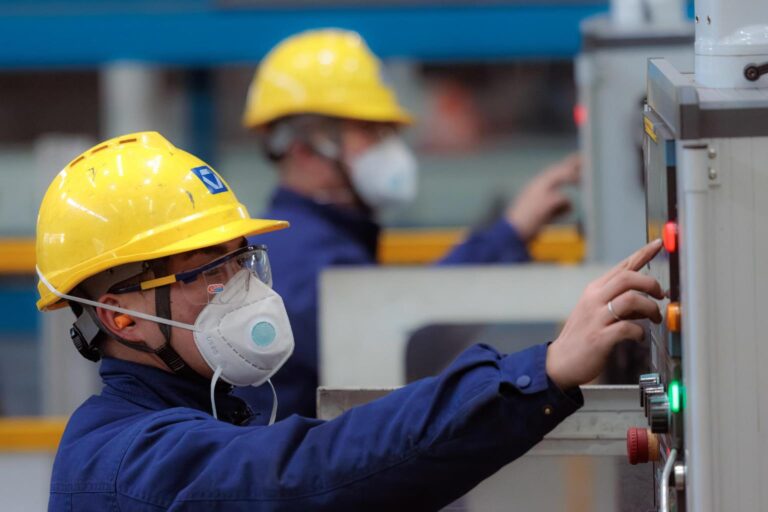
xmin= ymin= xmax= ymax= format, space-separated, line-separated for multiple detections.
xmin=694 ymin=0 xmax=768 ymax=88
xmin=644 ymin=57 xmax=768 ymax=511
xmin=579 ymin=0 xmax=693 ymax=263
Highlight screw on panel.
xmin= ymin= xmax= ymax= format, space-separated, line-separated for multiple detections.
xmin=708 ymin=148 xmax=717 ymax=159
xmin=744 ymin=63 xmax=768 ymax=82
xmin=708 ymin=167 xmax=718 ymax=180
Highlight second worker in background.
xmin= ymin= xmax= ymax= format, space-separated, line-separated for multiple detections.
xmin=238 ymin=29 xmax=581 ymax=418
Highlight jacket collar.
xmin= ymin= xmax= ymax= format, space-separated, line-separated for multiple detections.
xmin=99 ymin=357 xmax=254 ymax=425
xmin=270 ymin=187 xmax=380 ymax=256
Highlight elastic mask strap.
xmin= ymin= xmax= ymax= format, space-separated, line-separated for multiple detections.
xmin=37 ymin=266 xmax=195 ymax=332
xmin=40 ymin=269 xmax=211 ymax=385
xmin=266 ymin=378 xmax=278 ymax=426
xmin=210 ymin=366 xmax=223 ymax=420
xmin=37 ymin=266 xmax=205 ymax=378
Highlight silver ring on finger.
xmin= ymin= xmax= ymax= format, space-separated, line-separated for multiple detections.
xmin=608 ymin=300 xmax=622 ymax=322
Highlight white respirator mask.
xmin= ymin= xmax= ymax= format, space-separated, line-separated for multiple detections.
xmin=191 ymin=268 xmax=294 ymax=388
xmin=37 ymin=262 xmax=294 ymax=425
xmin=348 ymin=135 xmax=419 ymax=214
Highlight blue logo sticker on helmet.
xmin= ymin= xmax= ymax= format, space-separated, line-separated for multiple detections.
xmin=192 ymin=166 xmax=228 ymax=194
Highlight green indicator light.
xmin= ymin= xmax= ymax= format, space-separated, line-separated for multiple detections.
xmin=669 ymin=381 xmax=682 ymax=413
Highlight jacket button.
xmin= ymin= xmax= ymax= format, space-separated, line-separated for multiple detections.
xmin=543 ymin=405 xmax=554 ymax=416
xmin=516 ymin=375 xmax=532 ymax=389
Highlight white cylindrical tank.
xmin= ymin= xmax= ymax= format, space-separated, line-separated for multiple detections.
xmin=695 ymin=0 xmax=768 ymax=88
xmin=611 ymin=0 xmax=686 ymax=27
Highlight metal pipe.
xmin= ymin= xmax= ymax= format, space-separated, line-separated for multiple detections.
xmin=660 ymin=448 xmax=678 ymax=512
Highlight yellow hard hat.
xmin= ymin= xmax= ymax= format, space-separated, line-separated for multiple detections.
xmin=243 ymin=29 xmax=413 ymax=128
xmin=36 ymin=131 xmax=289 ymax=311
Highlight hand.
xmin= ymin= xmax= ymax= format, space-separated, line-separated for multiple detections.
xmin=506 ymin=153 xmax=581 ymax=242
xmin=545 ymin=239 xmax=664 ymax=390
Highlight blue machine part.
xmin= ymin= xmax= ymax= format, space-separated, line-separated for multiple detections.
xmin=0 ymin=2 xmax=613 ymax=67
xmin=0 ymin=277 xmax=38 ymax=336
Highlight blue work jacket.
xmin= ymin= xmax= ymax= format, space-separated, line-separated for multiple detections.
xmin=240 ymin=187 xmax=531 ymax=418
xmin=50 ymin=344 xmax=582 ymax=511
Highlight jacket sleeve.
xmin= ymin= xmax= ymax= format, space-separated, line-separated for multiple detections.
xmin=439 ymin=218 xmax=530 ymax=265
xmin=115 ymin=344 xmax=582 ymax=511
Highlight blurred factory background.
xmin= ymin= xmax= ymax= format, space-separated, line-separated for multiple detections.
xmin=0 ymin=0 xmax=608 ymax=417
xmin=0 ymin=1 xmax=700 ymax=510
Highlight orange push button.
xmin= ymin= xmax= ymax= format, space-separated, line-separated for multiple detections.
xmin=663 ymin=221 xmax=678 ymax=253
xmin=667 ymin=302 xmax=681 ymax=332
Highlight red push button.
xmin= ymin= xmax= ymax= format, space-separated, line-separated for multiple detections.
xmin=627 ymin=427 xmax=660 ymax=465
xmin=573 ymin=104 xmax=587 ymax=127
xmin=663 ymin=222 xmax=678 ymax=253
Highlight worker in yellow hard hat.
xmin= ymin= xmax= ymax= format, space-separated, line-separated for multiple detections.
xmin=37 ymin=131 xmax=663 ymax=511
xmin=239 ymin=29 xmax=581 ymax=418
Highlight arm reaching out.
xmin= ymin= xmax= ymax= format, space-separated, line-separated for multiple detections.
xmin=546 ymin=239 xmax=664 ymax=389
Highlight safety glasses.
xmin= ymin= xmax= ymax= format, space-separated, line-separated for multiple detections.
xmin=110 ymin=245 xmax=272 ymax=305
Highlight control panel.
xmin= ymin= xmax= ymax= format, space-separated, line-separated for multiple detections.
xmin=625 ymin=108 xmax=686 ymax=511
xmin=624 ymin=16 xmax=768 ymax=506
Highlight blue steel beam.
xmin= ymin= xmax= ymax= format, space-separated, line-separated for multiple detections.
xmin=0 ymin=279 xmax=39 ymax=335
xmin=0 ymin=4 xmax=610 ymax=68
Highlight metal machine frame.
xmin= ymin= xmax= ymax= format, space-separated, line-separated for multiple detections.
xmin=578 ymin=8 xmax=693 ymax=263
xmin=319 ymin=265 xmax=606 ymax=387
xmin=642 ymin=55 xmax=768 ymax=511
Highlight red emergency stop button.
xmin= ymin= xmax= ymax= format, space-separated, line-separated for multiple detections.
xmin=627 ymin=427 xmax=660 ymax=465
xmin=663 ymin=221 xmax=678 ymax=253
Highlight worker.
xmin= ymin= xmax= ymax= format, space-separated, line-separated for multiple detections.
xmin=38 ymin=132 xmax=662 ymax=511
xmin=240 ymin=29 xmax=581 ymax=417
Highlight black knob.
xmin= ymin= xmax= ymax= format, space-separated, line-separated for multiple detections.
xmin=649 ymin=394 xmax=671 ymax=433
xmin=644 ymin=385 xmax=665 ymax=416
xmin=744 ymin=62 xmax=768 ymax=82
xmin=639 ymin=373 xmax=661 ymax=407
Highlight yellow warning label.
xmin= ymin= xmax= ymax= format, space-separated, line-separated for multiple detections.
xmin=644 ymin=117 xmax=658 ymax=143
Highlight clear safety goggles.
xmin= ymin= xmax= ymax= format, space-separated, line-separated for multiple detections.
xmin=109 ymin=245 xmax=272 ymax=305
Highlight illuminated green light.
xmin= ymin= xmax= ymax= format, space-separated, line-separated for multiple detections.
xmin=669 ymin=381 xmax=682 ymax=413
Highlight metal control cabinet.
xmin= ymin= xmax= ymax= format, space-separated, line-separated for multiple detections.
xmin=642 ymin=58 xmax=768 ymax=512
xmin=578 ymin=16 xmax=693 ymax=264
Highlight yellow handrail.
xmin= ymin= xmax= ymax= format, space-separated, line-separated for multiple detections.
xmin=0 ymin=225 xmax=585 ymax=275
xmin=379 ymin=225 xmax=584 ymax=265
xmin=0 ymin=239 xmax=36 ymax=274
xmin=0 ymin=417 xmax=67 ymax=452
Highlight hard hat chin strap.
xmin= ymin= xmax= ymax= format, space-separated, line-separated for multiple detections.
xmin=147 ymin=259 xmax=200 ymax=379
xmin=37 ymin=266 xmax=201 ymax=380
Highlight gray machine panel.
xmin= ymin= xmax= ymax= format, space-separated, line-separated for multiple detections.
xmin=318 ymin=385 xmax=644 ymax=456
xmin=643 ymin=108 xmax=686 ymax=511
xmin=581 ymin=16 xmax=693 ymax=52
xmin=647 ymin=58 xmax=768 ymax=139
xmin=644 ymin=58 xmax=768 ymax=512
